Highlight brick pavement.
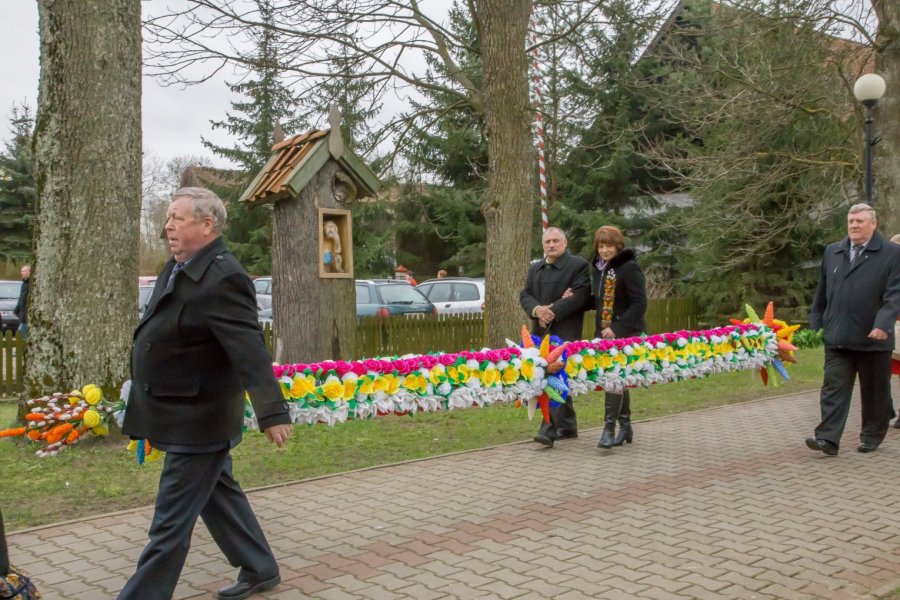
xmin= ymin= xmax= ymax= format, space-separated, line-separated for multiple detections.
xmin=9 ymin=386 xmax=900 ymax=599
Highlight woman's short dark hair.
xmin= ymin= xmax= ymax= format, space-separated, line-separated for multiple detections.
xmin=593 ymin=225 xmax=625 ymax=252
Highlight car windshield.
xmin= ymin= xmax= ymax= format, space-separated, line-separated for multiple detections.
xmin=378 ymin=284 xmax=428 ymax=304
xmin=0 ymin=282 xmax=21 ymax=299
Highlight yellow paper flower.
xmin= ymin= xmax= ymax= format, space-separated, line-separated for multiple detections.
xmin=502 ymin=365 xmax=519 ymax=385
xmin=403 ymin=373 xmax=420 ymax=392
xmin=429 ymin=365 xmax=446 ymax=386
xmin=582 ymin=355 xmax=596 ymax=371
xmin=384 ymin=374 xmax=400 ymax=395
xmin=321 ymin=378 xmax=343 ymax=402
xmin=480 ymin=367 xmax=499 ymax=387
xmin=456 ymin=365 xmax=470 ymax=383
xmin=82 ymin=409 xmax=101 ymax=428
xmin=565 ymin=358 xmax=580 ymax=377
xmin=83 ymin=385 xmax=102 ymax=406
xmin=343 ymin=377 xmax=359 ymax=400
xmin=372 ymin=375 xmax=388 ymax=393
xmin=359 ymin=377 xmax=375 ymax=395
xmin=92 ymin=424 xmax=109 ymax=436
xmin=290 ymin=375 xmax=316 ymax=398
xmin=520 ymin=360 xmax=535 ymax=380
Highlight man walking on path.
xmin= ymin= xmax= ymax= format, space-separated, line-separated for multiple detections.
xmin=118 ymin=187 xmax=293 ymax=600
xmin=806 ymin=203 xmax=900 ymax=456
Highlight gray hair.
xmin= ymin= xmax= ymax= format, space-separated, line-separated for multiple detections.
xmin=891 ymin=234 xmax=900 ymax=244
xmin=172 ymin=187 xmax=227 ymax=232
xmin=542 ymin=226 xmax=567 ymax=241
xmin=848 ymin=203 xmax=876 ymax=222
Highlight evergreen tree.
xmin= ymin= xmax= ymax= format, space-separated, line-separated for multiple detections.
xmin=638 ymin=0 xmax=856 ymax=319
xmin=0 ymin=104 xmax=36 ymax=263
xmin=201 ymin=0 xmax=302 ymax=275
xmin=392 ymin=2 xmax=488 ymax=277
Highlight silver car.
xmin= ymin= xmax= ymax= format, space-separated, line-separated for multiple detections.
xmin=416 ymin=277 xmax=485 ymax=315
xmin=254 ymin=276 xmax=272 ymax=310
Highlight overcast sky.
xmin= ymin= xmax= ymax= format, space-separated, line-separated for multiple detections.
xmin=0 ymin=2 xmax=238 ymax=168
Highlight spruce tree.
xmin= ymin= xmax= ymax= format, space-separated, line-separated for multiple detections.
xmin=0 ymin=104 xmax=36 ymax=264
xmin=201 ymin=0 xmax=302 ymax=275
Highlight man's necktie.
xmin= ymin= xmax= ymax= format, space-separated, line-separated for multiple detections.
xmin=850 ymin=244 xmax=863 ymax=264
xmin=166 ymin=262 xmax=185 ymax=289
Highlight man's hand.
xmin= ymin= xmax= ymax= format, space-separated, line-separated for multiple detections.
xmin=868 ymin=328 xmax=888 ymax=341
xmin=601 ymin=327 xmax=616 ymax=340
xmin=561 ymin=287 xmax=574 ymax=299
xmin=534 ymin=305 xmax=555 ymax=328
xmin=264 ymin=423 xmax=293 ymax=448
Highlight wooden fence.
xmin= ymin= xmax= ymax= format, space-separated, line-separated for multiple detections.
xmin=1 ymin=298 xmax=697 ymax=394
xmin=0 ymin=330 xmax=24 ymax=396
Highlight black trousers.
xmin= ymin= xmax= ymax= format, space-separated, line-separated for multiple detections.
xmin=814 ymin=348 xmax=892 ymax=448
xmin=537 ymin=398 xmax=578 ymax=437
xmin=118 ymin=450 xmax=279 ymax=600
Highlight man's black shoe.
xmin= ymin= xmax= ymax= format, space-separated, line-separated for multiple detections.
xmin=217 ymin=574 xmax=281 ymax=600
xmin=533 ymin=434 xmax=554 ymax=448
xmin=805 ymin=437 xmax=838 ymax=456
xmin=554 ymin=430 xmax=578 ymax=440
xmin=857 ymin=443 xmax=879 ymax=453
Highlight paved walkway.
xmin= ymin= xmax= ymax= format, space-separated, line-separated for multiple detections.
xmin=9 ymin=386 xmax=900 ymax=600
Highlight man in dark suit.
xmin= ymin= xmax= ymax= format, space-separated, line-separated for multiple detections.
xmin=806 ymin=203 xmax=900 ymax=456
xmin=119 ymin=188 xmax=293 ymax=600
xmin=519 ymin=227 xmax=591 ymax=447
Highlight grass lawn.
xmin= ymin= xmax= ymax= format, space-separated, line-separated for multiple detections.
xmin=0 ymin=347 xmax=824 ymax=532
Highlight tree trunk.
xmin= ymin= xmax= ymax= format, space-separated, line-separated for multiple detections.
xmin=272 ymin=161 xmax=356 ymax=363
xmin=28 ymin=0 xmax=142 ymax=397
xmin=873 ymin=0 xmax=899 ymax=234
xmin=478 ymin=0 xmax=535 ymax=347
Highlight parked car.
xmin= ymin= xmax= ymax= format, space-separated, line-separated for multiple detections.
xmin=356 ymin=279 xmax=436 ymax=318
xmin=254 ymin=276 xmax=272 ymax=310
xmin=416 ymin=277 xmax=485 ymax=315
xmin=258 ymin=307 xmax=273 ymax=327
xmin=138 ymin=285 xmax=154 ymax=319
xmin=0 ymin=280 xmax=22 ymax=332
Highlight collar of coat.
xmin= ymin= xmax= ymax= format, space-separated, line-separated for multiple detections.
xmin=164 ymin=235 xmax=229 ymax=282
xmin=591 ymin=247 xmax=637 ymax=270
xmin=540 ymin=250 xmax=573 ymax=269
xmin=834 ymin=232 xmax=884 ymax=255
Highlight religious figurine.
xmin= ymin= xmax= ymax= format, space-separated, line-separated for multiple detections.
xmin=322 ymin=220 xmax=344 ymax=273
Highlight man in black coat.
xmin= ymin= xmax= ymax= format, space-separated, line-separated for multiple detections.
xmin=119 ymin=188 xmax=293 ymax=600
xmin=806 ymin=203 xmax=900 ymax=456
xmin=519 ymin=227 xmax=591 ymax=447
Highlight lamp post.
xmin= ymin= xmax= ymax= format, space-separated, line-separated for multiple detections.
xmin=853 ymin=73 xmax=886 ymax=205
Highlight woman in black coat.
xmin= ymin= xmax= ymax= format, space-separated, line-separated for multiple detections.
xmin=590 ymin=225 xmax=647 ymax=449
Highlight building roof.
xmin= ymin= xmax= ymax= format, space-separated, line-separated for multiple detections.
xmin=239 ymin=111 xmax=381 ymax=205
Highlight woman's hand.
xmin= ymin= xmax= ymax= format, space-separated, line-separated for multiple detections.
xmin=601 ymin=327 xmax=616 ymax=340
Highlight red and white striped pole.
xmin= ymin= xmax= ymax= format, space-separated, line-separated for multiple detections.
xmin=529 ymin=16 xmax=549 ymax=230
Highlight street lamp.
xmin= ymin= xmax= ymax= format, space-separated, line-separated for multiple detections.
xmin=853 ymin=73 xmax=886 ymax=205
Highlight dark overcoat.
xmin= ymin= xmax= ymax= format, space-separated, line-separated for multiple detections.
xmin=809 ymin=232 xmax=900 ymax=352
xmin=122 ymin=237 xmax=290 ymax=446
xmin=589 ymin=248 xmax=647 ymax=339
xmin=519 ymin=250 xmax=591 ymax=342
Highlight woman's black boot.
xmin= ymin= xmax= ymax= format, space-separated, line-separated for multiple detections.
xmin=613 ymin=390 xmax=633 ymax=446
xmin=597 ymin=393 xmax=623 ymax=449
